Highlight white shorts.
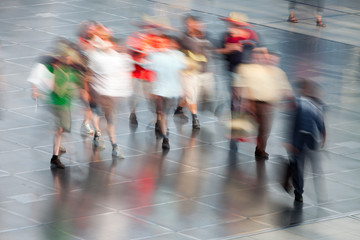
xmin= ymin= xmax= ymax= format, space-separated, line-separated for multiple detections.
xmin=182 ymin=72 xmax=215 ymax=105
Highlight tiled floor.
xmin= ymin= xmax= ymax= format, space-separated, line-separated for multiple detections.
xmin=1 ymin=0 xmax=360 ymax=239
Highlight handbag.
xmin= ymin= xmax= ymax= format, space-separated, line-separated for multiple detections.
xmin=27 ymin=63 xmax=54 ymax=94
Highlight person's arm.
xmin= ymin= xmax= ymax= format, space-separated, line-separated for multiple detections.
xmin=31 ymin=84 xmax=39 ymax=99
xmin=214 ymin=43 xmax=243 ymax=54
xmin=316 ymin=111 xmax=326 ymax=148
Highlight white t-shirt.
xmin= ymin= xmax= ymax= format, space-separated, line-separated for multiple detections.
xmin=148 ymin=50 xmax=186 ymax=98
xmin=87 ymin=49 xmax=134 ymax=97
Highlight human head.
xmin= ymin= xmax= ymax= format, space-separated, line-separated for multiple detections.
xmin=184 ymin=15 xmax=204 ymax=36
xmin=296 ymin=78 xmax=322 ymax=103
xmin=251 ymin=50 xmax=280 ymax=66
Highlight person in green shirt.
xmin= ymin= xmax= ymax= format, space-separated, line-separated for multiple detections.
xmin=32 ymin=39 xmax=86 ymax=169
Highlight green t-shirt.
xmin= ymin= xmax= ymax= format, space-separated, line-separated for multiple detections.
xmin=46 ymin=64 xmax=81 ymax=107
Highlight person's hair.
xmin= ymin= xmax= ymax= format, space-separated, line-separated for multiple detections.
xmin=297 ymin=78 xmax=323 ymax=104
xmin=184 ymin=14 xmax=201 ymax=23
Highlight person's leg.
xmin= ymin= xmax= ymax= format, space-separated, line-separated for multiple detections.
xmin=160 ymin=97 xmax=174 ymax=150
xmin=51 ymin=126 xmax=65 ymax=169
xmin=306 ymin=135 xmax=326 ymax=202
xmin=174 ymin=97 xmax=187 ymax=118
xmin=315 ymin=0 xmax=326 ymax=27
xmin=154 ymin=96 xmax=163 ymax=133
xmin=102 ymin=96 xmax=124 ymax=158
xmin=53 ymin=127 xmax=62 ymax=156
xmin=80 ymin=89 xmax=94 ymax=136
xmin=91 ymin=103 xmax=102 ymax=144
xmin=255 ymin=102 xmax=274 ymax=159
xmin=291 ymin=133 xmax=307 ymax=202
xmin=190 ymin=103 xmax=200 ymax=129
xmin=129 ymin=78 xmax=140 ymax=125
xmin=288 ymin=0 xmax=298 ymax=22
xmin=186 ymin=74 xmax=200 ymax=129
xmin=51 ymin=106 xmax=70 ymax=169
xmin=88 ymin=88 xmax=103 ymax=144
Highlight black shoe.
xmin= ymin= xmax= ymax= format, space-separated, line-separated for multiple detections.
xmin=162 ymin=138 xmax=170 ymax=150
xmin=174 ymin=108 xmax=189 ymax=122
xmin=255 ymin=148 xmax=269 ymax=160
xmin=316 ymin=20 xmax=326 ymax=27
xmin=50 ymin=158 xmax=65 ymax=169
xmin=192 ymin=117 xmax=200 ymax=129
xmin=294 ymin=191 xmax=303 ymax=202
xmin=174 ymin=107 xmax=184 ymax=115
xmin=129 ymin=112 xmax=138 ymax=125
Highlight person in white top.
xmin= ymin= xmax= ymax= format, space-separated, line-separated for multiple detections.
xmin=85 ymin=26 xmax=134 ymax=158
xmin=146 ymin=35 xmax=187 ymax=150
xmin=232 ymin=51 xmax=292 ymax=159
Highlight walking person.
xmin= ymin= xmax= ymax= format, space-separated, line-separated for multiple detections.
xmin=232 ymin=51 xmax=292 ymax=159
xmin=86 ymin=24 xmax=134 ymax=158
xmin=173 ymin=15 xmax=215 ymax=129
xmin=31 ymin=39 xmax=87 ymax=169
xmin=283 ymin=78 xmax=326 ymax=202
xmin=287 ymin=0 xmax=326 ymax=27
xmin=147 ymin=35 xmax=186 ymax=150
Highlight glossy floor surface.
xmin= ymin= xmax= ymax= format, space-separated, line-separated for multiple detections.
xmin=1 ymin=0 xmax=360 ymax=239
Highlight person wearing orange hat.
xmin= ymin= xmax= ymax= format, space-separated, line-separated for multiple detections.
xmin=126 ymin=17 xmax=173 ymax=127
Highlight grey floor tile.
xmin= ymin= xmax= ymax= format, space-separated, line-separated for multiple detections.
xmin=0 ymin=191 xmax=114 ymax=224
xmin=0 ymin=175 xmax=53 ymax=203
xmin=180 ymin=219 xmax=270 ymax=240
xmin=320 ymin=198 xmax=360 ymax=214
xmin=91 ymin=181 xmax=184 ymax=211
xmin=0 ymin=208 xmax=38 ymax=232
xmin=138 ymin=170 xmax=249 ymax=199
xmin=88 ymin=153 xmax=195 ymax=181
xmin=253 ymin=206 xmax=338 ymax=228
xmin=195 ymin=186 xmax=296 ymax=218
xmin=0 ymin=225 xmax=81 ymax=240
xmin=0 ymin=149 xmax=54 ymax=174
xmin=124 ymin=200 xmax=244 ymax=232
xmin=49 ymin=212 xmax=171 ymax=240
xmin=17 ymin=165 xmax=128 ymax=192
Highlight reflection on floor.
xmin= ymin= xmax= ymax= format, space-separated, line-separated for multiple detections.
xmin=1 ymin=0 xmax=360 ymax=239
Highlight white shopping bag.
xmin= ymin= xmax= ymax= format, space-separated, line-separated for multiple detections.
xmin=27 ymin=63 xmax=54 ymax=94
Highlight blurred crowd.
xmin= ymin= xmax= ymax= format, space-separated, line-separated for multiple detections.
xmin=28 ymin=12 xmax=326 ymax=203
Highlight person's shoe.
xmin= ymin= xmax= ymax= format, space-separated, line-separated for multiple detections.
xmin=174 ymin=108 xmax=189 ymax=121
xmin=162 ymin=138 xmax=170 ymax=150
xmin=112 ymin=144 xmax=125 ymax=158
xmin=50 ymin=157 xmax=65 ymax=169
xmin=255 ymin=148 xmax=269 ymax=160
xmin=192 ymin=117 xmax=200 ymax=129
xmin=59 ymin=146 xmax=66 ymax=153
xmin=287 ymin=15 xmax=298 ymax=23
xmin=316 ymin=20 xmax=326 ymax=27
xmin=80 ymin=123 xmax=94 ymax=136
xmin=294 ymin=191 xmax=303 ymax=202
xmin=93 ymin=132 xmax=105 ymax=149
xmin=129 ymin=112 xmax=138 ymax=126
xmin=174 ymin=107 xmax=184 ymax=115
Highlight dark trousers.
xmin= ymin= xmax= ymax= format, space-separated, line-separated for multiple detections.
xmin=254 ymin=101 xmax=274 ymax=153
xmin=291 ymin=133 xmax=320 ymax=195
